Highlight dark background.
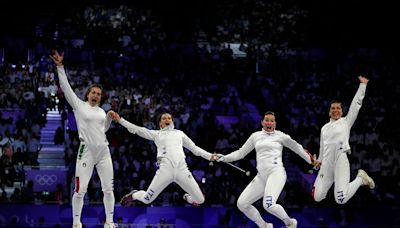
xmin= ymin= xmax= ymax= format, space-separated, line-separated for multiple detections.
xmin=0 ymin=0 xmax=398 ymax=47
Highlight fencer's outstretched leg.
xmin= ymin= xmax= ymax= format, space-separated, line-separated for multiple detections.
xmin=124 ymin=160 xmax=174 ymax=205
xmin=176 ymin=166 xmax=205 ymax=206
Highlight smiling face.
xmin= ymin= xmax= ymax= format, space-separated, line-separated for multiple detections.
xmin=86 ymin=86 xmax=102 ymax=107
xmin=262 ymin=113 xmax=276 ymax=132
xmin=329 ymin=102 xmax=343 ymax=120
xmin=159 ymin=113 xmax=173 ymax=129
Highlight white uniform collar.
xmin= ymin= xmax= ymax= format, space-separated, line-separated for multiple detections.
xmin=329 ymin=117 xmax=341 ymax=123
xmin=160 ymin=123 xmax=175 ymax=131
xmin=262 ymin=128 xmax=275 ymax=135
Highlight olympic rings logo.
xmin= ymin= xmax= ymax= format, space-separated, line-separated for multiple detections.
xmin=34 ymin=174 xmax=58 ymax=185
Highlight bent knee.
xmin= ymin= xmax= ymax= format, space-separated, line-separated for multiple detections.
xmin=312 ymin=188 xmax=326 ymax=202
xmin=194 ymin=194 xmax=205 ymax=205
xmin=237 ymin=198 xmax=250 ymax=211
xmin=74 ymin=186 xmax=87 ymax=194
xmin=75 ymin=184 xmax=88 ymax=194
xmin=335 ymin=197 xmax=347 ymax=205
xmin=197 ymin=196 xmax=205 ymax=204
xmin=264 ymin=203 xmax=278 ymax=213
xmin=73 ymin=191 xmax=85 ymax=198
xmin=313 ymin=194 xmax=325 ymax=202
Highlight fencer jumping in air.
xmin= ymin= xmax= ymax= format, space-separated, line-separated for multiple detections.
xmin=51 ymin=51 xmax=116 ymax=228
xmin=312 ymin=76 xmax=375 ymax=205
xmin=216 ymin=111 xmax=320 ymax=228
xmin=109 ymin=111 xmax=217 ymax=206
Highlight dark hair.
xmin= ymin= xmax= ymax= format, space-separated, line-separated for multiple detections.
xmin=330 ymin=100 xmax=342 ymax=107
xmin=84 ymin=84 xmax=103 ymax=101
xmin=263 ymin=111 xmax=275 ymax=120
xmin=264 ymin=111 xmax=275 ymax=116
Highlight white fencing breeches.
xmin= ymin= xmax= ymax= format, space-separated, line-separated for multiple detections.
xmin=133 ymin=158 xmax=205 ymax=204
xmin=313 ymin=152 xmax=363 ymax=204
xmin=237 ymin=167 xmax=292 ymax=227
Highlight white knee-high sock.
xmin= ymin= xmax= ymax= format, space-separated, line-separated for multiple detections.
xmin=343 ymin=177 xmax=363 ymax=204
xmin=135 ymin=190 xmax=150 ymax=204
xmin=265 ymin=204 xmax=291 ymax=225
xmin=72 ymin=192 xmax=85 ymax=225
xmin=239 ymin=204 xmax=266 ymax=227
xmin=103 ymin=191 xmax=115 ymax=223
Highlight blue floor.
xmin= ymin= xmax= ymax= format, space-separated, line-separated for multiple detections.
xmin=0 ymin=203 xmax=398 ymax=227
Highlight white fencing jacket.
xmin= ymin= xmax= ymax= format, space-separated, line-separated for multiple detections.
xmin=119 ymin=118 xmax=213 ymax=166
xmin=224 ymin=129 xmax=313 ymax=173
xmin=318 ymin=83 xmax=367 ymax=163
xmin=57 ymin=66 xmax=111 ymax=146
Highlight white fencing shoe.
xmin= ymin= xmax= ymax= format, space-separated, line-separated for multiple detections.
xmin=120 ymin=190 xmax=138 ymax=206
xmin=357 ymin=169 xmax=375 ymax=189
xmin=73 ymin=223 xmax=82 ymax=228
xmin=287 ymin=218 xmax=297 ymax=228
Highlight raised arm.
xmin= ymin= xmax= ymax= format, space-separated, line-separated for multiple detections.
xmin=345 ymin=76 xmax=368 ymax=127
xmin=50 ymin=50 xmax=82 ymax=109
xmin=182 ymin=133 xmax=213 ymax=160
